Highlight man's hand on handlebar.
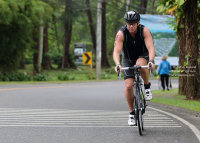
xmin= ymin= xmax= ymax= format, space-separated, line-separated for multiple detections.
xmin=115 ymin=64 xmax=122 ymax=74
xmin=115 ymin=64 xmax=122 ymax=79
xmin=148 ymin=62 xmax=155 ymax=71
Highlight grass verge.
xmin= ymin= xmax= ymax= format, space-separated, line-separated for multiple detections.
xmin=0 ymin=64 xmax=178 ymax=84
xmin=151 ymin=89 xmax=200 ymax=112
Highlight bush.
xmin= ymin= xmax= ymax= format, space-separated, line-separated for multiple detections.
xmin=151 ymin=70 xmax=157 ymax=77
xmin=85 ymin=73 xmax=96 ymax=80
xmin=100 ymin=72 xmax=111 ymax=79
xmin=17 ymin=73 xmax=32 ymax=81
xmin=0 ymin=72 xmax=32 ymax=81
xmin=58 ymin=72 xmax=68 ymax=81
xmin=33 ymin=74 xmax=49 ymax=81
xmin=68 ymin=74 xmax=75 ymax=80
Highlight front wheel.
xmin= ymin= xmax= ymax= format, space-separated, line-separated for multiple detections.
xmin=138 ymin=109 xmax=143 ymax=136
xmin=134 ymin=85 xmax=144 ymax=136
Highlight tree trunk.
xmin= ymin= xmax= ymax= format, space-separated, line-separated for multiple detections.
xmin=42 ymin=23 xmax=52 ymax=69
xmin=63 ymin=20 xmax=72 ymax=68
xmin=33 ymin=37 xmax=39 ymax=74
xmin=86 ymin=0 xmax=96 ymax=54
xmin=52 ymin=14 xmax=61 ymax=56
xmin=19 ymin=50 xmax=25 ymax=69
xmin=184 ymin=0 xmax=199 ymax=99
xmin=101 ymin=1 xmax=110 ymax=68
xmin=62 ymin=0 xmax=76 ymax=69
xmin=177 ymin=7 xmax=187 ymax=95
xmin=38 ymin=19 xmax=44 ymax=73
xmin=151 ymin=0 xmax=156 ymax=14
xmin=197 ymin=42 xmax=200 ymax=100
xmin=140 ymin=0 xmax=148 ymax=14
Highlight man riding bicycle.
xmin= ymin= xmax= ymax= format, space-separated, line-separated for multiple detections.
xmin=113 ymin=10 xmax=155 ymax=126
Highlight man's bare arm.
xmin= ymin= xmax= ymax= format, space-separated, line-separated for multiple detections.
xmin=113 ymin=30 xmax=124 ymax=65
xmin=143 ymin=27 xmax=155 ymax=61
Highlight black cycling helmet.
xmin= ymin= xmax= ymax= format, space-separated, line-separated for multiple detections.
xmin=124 ymin=10 xmax=140 ymax=22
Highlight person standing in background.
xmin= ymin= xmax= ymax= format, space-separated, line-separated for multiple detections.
xmin=158 ymin=55 xmax=171 ymax=91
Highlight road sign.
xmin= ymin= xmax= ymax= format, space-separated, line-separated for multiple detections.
xmin=74 ymin=43 xmax=86 ymax=65
xmin=82 ymin=52 xmax=92 ymax=65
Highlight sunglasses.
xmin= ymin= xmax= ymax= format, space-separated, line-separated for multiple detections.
xmin=127 ymin=22 xmax=137 ymax=25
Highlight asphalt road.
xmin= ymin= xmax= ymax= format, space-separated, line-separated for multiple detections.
xmin=0 ymin=79 xmax=199 ymax=143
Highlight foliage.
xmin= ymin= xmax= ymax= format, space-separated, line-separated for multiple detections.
xmin=0 ymin=0 xmax=188 ymax=75
xmin=157 ymin=0 xmax=184 ymax=31
xmin=85 ymin=74 xmax=96 ymax=80
xmin=157 ymin=0 xmax=200 ymax=40
xmin=58 ymin=72 xmax=68 ymax=81
xmin=0 ymin=0 xmax=53 ymax=74
xmin=100 ymin=71 xmax=111 ymax=79
xmin=33 ymin=73 xmax=49 ymax=81
xmin=68 ymin=74 xmax=75 ymax=80
xmin=0 ymin=72 xmax=31 ymax=81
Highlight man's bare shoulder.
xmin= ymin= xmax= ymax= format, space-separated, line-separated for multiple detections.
xmin=115 ymin=30 xmax=124 ymax=42
xmin=143 ymin=26 xmax=151 ymax=38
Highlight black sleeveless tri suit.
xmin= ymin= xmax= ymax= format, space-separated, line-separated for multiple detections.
xmin=120 ymin=24 xmax=149 ymax=80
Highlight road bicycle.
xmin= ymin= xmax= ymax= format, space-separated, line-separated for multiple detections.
xmin=118 ymin=65 xmax=152 ymax=136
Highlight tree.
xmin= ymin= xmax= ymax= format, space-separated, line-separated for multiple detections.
xmin=140 ymin=0 xmax=148 ymax=14
xmin=42 ymin=23 xmax=53 ymax=69
xmin=157 ymin=0 xmax=199 ymax=100
xmin=38 ymin=19 xmax=44 ymax=73
xmin=60 ymin=0 xmax=76 ymax=69
xmin=184 ymin=0 xmax=199 ymax=99
xmin=32 ymin=0 xmax=53 ymax=73
xmin=101 ymin=0 xmax=110 ymax=68
xmin=0 ymin=0 xmax=36 ymax=73
xmin=86 ymin=0 xmax=96 ymax=54
xmin=151 ymin=0 xmax=156 ymax=14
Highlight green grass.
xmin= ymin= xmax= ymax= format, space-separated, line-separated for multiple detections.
xmin=151 ymin=89 xmax=200 ymax=112
xmin=0 ymin=64 xmax=178 ymax=84
xmin=0 ymin=64 xmax=118 ymax=84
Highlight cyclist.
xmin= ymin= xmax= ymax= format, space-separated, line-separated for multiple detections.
xmin=113 ymin=10 xmax=155 ymax=126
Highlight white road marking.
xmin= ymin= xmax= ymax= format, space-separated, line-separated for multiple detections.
xmin=149 ymin=106 xmax=200 ymax=142
xmin=0 ymin=125 xmax=181 ymax=127
xmin=0 ymin=122 xmax=64 ymax=125
xmin=0 ymin=108 xmax=181 ymax=128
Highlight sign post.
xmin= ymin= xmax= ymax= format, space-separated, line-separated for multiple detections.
xmin=82 ymin=52 xmax=92 ymax=79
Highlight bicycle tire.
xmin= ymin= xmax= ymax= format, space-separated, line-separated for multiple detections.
xmin=141 ymin=87 xmax=145 ymax=131
xmin=134 ymin=85 xmax=144 ymax=136
xmin=138 ymin=108 xmax=143 ymax=136
xmin=134 ymin=96 xmax=138 ymax=126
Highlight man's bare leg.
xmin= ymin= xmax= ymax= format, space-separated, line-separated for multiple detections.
xmin=125 ymin=78 xmax=136 ymax=126
xmin=124 ymin=78 xmax=134 ymax=112
xmin=136 ymin=58 xmax=152 ymax=100
xmin=136 ymin=58 xmax=149 ymax=84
